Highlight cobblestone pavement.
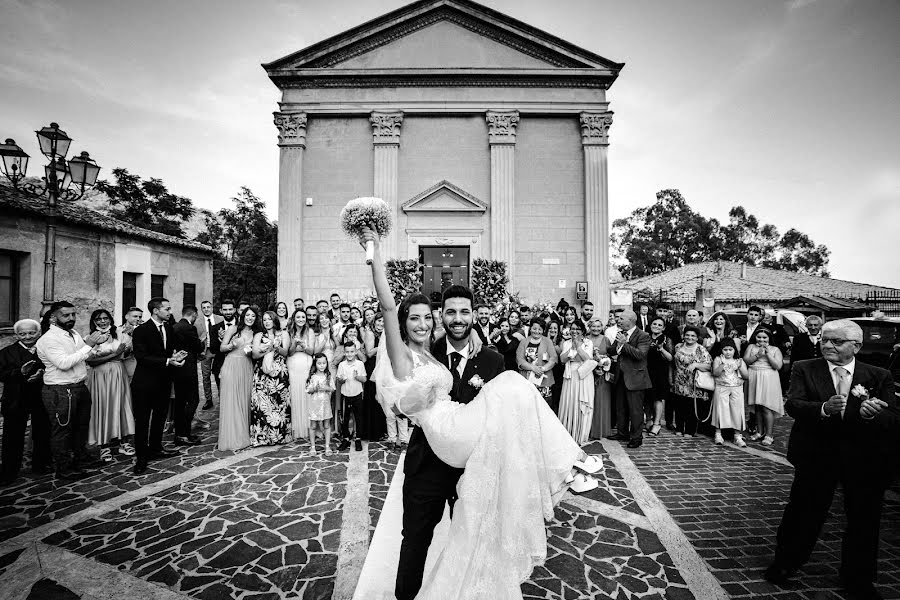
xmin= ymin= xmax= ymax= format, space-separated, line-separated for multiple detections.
xmin=628 ymin=424 xmax=900 ymax=600
xmin=1 ymin=393 xmax=898 ymax=599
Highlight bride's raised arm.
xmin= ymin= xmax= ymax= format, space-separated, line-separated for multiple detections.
xmin=360 ymin=227 xmax=414 ymax=381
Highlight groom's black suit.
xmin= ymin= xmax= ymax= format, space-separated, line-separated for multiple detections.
xmin=395 ymin=337 xmax=504 ymax=600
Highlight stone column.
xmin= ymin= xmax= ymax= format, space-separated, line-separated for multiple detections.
xmin=274 ymin=112 xmax=307 ymax=303
xmin=580 ymin=111 xmax=613 ymax=320
xmin=370 ymin=111 xmax=404 ymax=258
xmin=486 ymin=110 xmax=519 ymax=285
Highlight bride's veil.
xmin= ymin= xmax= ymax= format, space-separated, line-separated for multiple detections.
xmin=371 ymin=333 xmax=430 ymax=420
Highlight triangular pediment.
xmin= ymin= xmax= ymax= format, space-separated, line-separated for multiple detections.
xmin=264 ymin=0 xmax=623 ymax=73
xmin=402 ymin=180 xmax=487 ymax=213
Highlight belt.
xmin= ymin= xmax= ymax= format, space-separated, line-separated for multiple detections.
xmin=45 ymin=381 xmax=86 ymax=389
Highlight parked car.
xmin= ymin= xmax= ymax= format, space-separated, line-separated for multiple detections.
xmin=850 ymin=317 xmax=900 ymax=376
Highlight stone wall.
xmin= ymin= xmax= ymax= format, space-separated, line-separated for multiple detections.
xmin=301 ymin=116 xmax=374 ymax=303
xmin=0 ymin=213 xmax=212 ymax=349
xmin=515 ymin=116 xmax=586 ymax=305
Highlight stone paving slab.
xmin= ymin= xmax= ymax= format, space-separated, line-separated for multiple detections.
xmin=366 ymin=442 xmax=401 ymax=544
xmin=624 ymin=429 xmax=900 ymax=600
xmin=41 ymin=443 xmax=346 ymax=600
xmin=0 ymin=403 xmax=224 ymax=545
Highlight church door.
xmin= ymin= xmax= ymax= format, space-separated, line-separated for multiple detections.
xmin=420 ymin=246 xmax=470 ymax=305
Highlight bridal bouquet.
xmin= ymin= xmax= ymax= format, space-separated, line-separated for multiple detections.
xmin=340 ymin=197 xmax=393 ymax=264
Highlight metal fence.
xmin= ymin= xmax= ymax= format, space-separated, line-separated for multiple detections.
xmin=865 ymin=291 xmax=900 ymax=317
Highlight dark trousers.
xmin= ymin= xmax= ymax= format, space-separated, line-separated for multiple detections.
xmin=1 ymin=392 xmax=52 ymax=478
xmin=673 ymin=394 xmax=698 ymax=435
xmin=200 ymin=354 xmax=215 ymax=405
xmin=774 ymin=467 xmax=885 ymax=584
xmin=614 ymin=378 xmax=645 ymax=442
xmin=41 ymin=383 xmax=91 ymax=474
xmin=132 ymin=380 xmax=171 ymax=461
xmin=396 ymin=475 xmax=458 ymax=600
xmin=173 ymin=363 xmax=200 ymax=438
xmin=341 ymin=393 xmax=362 ymax=439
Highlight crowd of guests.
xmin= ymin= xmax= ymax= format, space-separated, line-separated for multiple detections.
xmin=0 ymin=292 xmax=829 ymax=484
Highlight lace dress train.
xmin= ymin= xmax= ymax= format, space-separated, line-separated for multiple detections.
xmin=375 ymin=347 xmax=582 ymax=600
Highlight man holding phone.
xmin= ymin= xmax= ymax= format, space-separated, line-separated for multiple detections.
xmin=131 ymin=297 xmax=186 ymax=474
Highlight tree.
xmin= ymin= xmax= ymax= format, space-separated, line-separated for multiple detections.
xmin=611 ymin=189 xmax=719 ymax=278
xmin=612 ymin=190 xmax=830 ymax=278
xmin=95 ymin=168 xmax=194 ymax=238
xmin=196 ymin=187 xmax=278 ymax=307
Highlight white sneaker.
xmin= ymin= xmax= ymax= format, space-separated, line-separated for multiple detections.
xmin=714 ymin=432 xmax=724 ymax=445
xmin=734 ymin=435 xmax=747 ymax=448
xmin=761 ymin=435 xmax=774 ymax=447
xmin=574 ymin=455 xmax=603 ymax=474
xmin=569 ymin=473 xmax=599 ymax=494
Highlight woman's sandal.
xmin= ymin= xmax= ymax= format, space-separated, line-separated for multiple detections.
xmin=573 ymin=455 xmax=603 ymax=474
xmin=648 ymin=424 xmax=661 ymax=437
xmin=566 ymin=472 xmax=599 ymax=494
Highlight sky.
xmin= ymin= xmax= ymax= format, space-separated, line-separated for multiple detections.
xmin=2 ymin=0 xmax=898 ymax=287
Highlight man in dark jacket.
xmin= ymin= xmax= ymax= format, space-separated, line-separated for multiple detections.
xmin=765 ymin=319 xmax=898 ymax=600
xmin=173 ymin=305 xmax=205 ymax=447
xmin=0 ymin=319 xmax=51 ymax=484
xmin=131 ymin=298 xmax=185 ymax=474
xmin=210 ymin=299 xmax=237 ymax=390
xmin=791 ymin=315 xmax=824 ymax=364
xmin=606 ymin=309 xmax=653 ymax=448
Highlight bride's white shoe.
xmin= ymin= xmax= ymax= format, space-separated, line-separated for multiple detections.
xmin=573 ymin=455 xmax=603 ymax=474
xmin=565 ymin=472 xmax=599 ymax=494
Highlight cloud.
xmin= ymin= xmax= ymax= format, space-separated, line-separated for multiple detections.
xmin=787 ymin=0 xmax=819 ymax=10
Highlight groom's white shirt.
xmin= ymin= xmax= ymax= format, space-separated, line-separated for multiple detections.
xmin=445 ymin=340 xmax=469 ymax=376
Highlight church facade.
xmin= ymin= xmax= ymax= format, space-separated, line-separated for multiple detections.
xmin=265 ymin=0 xmax=622 ymax=316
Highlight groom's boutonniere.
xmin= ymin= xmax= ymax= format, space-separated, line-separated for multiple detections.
xmin=468 ymin=374 xmax=485 ymax=389
xmin=851 ymin=384 xmax=869 ymax=399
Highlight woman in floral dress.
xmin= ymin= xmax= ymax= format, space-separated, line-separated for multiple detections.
xmin=249 ymin=311 xmax=292 ymax=446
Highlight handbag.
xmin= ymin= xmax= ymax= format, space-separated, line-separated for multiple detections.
xmin=261 ymin=351 xmax=277 ymax=376
xmin=694 ymin=369 xmax=715 ymax=392
xmin=577 ymin=359 xmax=598 ymax=380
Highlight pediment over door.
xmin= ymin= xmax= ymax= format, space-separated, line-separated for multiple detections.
xmin=402 ymin=180 xmax=487 ymax=214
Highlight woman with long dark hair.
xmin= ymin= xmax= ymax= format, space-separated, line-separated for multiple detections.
xmin=86 ymin=308 xmax=135 ymax=462
xmin=249 ymin=310 xmax=291 ymax=446
xmin=287 ymin=309 xmax=316 ymax=441
xmin=218 ymin=305 xmax=262 ymax=451
xmin=361 ymin=313 xmax=389 ymax=443
xmin=645 ymin=317 xmax=674 ymax=436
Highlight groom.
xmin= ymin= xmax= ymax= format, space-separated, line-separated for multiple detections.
xmin=395 ymin=285 xmax=505 ymax=600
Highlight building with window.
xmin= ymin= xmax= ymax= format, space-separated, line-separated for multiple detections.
xmin=265 ymin=0 xmax=623 ymax=317
xmin=0 ymin=185 xmax=214 ymax=347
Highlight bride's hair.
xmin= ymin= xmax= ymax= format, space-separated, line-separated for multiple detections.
xmin=398 ymin=292 xmax=432 ymax=342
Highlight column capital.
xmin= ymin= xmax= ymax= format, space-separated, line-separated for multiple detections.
xmin=580 ymin=111 xmax=613 ymax=146
xmin=370 ymin=111 xmax=404 ymax=144
xmin=274 ymin=112 xmax=307 ymax=147
xmin=486 ymin=110 xmax=519 ymax=144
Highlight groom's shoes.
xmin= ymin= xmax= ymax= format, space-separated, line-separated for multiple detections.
xmin=626 ymin=439 xmax=643 ymax=449
xmin=606 ymin=433 xmax=627 ymax=441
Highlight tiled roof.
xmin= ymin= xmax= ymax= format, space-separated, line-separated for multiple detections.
xmin=775 ymin=295 xmax=871 ymax=311
xmin=614 ymin=261 xmax=899 ymax=301
xmin=0 ymin=184 xmax=214 ymax=254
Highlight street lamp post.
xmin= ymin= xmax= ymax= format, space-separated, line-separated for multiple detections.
xmin=0 ymin=123 xmax=101 ymax=306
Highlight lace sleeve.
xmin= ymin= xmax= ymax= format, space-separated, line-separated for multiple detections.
xmin=372 ymin=336 xmax=432 ymax=420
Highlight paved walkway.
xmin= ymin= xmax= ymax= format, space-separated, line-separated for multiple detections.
xmin=1 ymin=400 xmax=898 ymax=599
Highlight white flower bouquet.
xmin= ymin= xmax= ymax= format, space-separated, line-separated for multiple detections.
xmin=340 ymin=197 xmax=393 ymax=265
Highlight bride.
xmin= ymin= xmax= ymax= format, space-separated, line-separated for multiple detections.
xmin=360 ymin=228 xmax=601 ymax=600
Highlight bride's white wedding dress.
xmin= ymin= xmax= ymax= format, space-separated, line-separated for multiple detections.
xmin=374 ymin=344 xmax=583 ymax=600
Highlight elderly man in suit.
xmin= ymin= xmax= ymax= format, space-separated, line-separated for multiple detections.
xmin=131 ymin=297 xmax=186 ymax=474
xmin=791 ymin=315 xmax=824 ymax=364
xmin=606 ymin=309 xmax=653 ymax=448
xmin=765 ymin=319 xmax=897 ymax=600
xmin=0 ymin=319 xmax=51 ymax=485
xmin=195 ymin=300 xmax=223 ymax=410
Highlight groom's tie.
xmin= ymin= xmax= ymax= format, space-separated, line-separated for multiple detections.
xmin=449 ymin=351 xmax=462 ymax=395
